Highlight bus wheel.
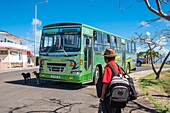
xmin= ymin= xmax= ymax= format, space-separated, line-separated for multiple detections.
xmin=92 ymin=66 xmax=100 ymax=85
xmin=126 ymin=63 xmax=130 ymax=74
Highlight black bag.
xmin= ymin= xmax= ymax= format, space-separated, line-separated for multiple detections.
xmin=96 ymin=72 xmax=103 ymax=98
xmin=108 ymin=64 xmax=130 ymax=108
xmin=127 ymin=77 xmax=137 ymax=100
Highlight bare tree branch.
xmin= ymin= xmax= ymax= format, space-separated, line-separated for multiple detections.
xmin=157 ymin=0 xmax=163 ymax=14
xmin=144 ymin=0 xmax=170 ymax=20
xmin=133 ymin=29 xmax=170 ymax=79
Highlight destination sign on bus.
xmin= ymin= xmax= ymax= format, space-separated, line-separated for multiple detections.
xmin=62 ymin=28 xmax=80 ymax=34
xmin=43 ymin=29 xmax=59 ymax=35
xmin=43 ymin=28 xmax=80 ymax=35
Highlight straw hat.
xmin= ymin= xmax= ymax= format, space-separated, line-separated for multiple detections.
xmin=104 ymin=48 xmax=116 ymax=57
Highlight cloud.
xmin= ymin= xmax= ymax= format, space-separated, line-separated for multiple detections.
xmin=24 ymin=35 xmax=41 ymax=56
xmin=139 ymin=21 xmax=150 ymax=27
xmin=146 ymin=31 xmax=150 ymax=36
xmin=163 ymin=20 xmax=170 ymax=26
xmin=32 ymin=18 xmax=42 ymax=27
xmin=166 ymin=22 xmax=170 ymax=26
xmin=156 ymin=18 xmax=170 ymax=26
xmin=156 ymin=36 xmax=168 ymax=46
xmin=155 ymin=46 xmax=169 ymax=55
xmin=21 ymin=36 xmax=34 ymax=54
xmin=21 ymin=19 xmax=43 ymax=55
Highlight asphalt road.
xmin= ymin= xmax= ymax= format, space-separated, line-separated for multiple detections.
xmin=135 ymin=65 xmax=170 ymax=72
xmin=0 ymin=68 xmax=98 ymax=113
xmin=0 ymin=66 xmax=169 ymax=113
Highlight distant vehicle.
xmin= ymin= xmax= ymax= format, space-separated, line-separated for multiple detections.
xmin=166 ymin=61 xmax=170 ymax=64
xmin=137 ymin=58 xmax=146 ymax=67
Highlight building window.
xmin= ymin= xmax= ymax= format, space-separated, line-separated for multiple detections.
xmin=0 ymin=51 xmax=8 ymax=55
xmin=10 ymin=51 xmax=18 ymax=55
xmin=7 ymin=40 xmax=13 ymax=43
xmin=19 ymin=52 xmax=22 ymax=60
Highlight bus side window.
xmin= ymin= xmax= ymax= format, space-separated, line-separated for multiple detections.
xmin=94 ymin=31 xmax=102 ymax=52
xmin=128 ymin=41 xmax=131 ymax=53
xmin=126 ymin=40 xmax=129 ymax=53
xmin=132 ymin=42 xmax=136 ymax=53
xmin=117 ymin=37 xmax=122 ymax=53
xmin=103 ymin=33 xmax=110 ymax=50
xmin=111 ymin=36 xmax=117 ymax=51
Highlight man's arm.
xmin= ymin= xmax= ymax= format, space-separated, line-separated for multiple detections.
xmin=101 ymin=83 xmax=109 ymax=100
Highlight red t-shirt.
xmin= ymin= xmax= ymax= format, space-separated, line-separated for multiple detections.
xmin=102 ymin=61 xmax=123 ymax=83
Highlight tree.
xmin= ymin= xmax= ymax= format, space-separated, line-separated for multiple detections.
xmin=137 ymin=51 xmax=146 ymax=58
xmin=137 ymin=50 xmax=162 ymax=64
xmin=144 ymin=0 xmax=170 ymax=21
xmin=132 ymin=29 xmax=170 ymax=79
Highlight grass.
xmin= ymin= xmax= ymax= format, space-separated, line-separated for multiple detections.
xmin=142 ymin=64 xmax=169 ymax=67
xmin=138 ymin=70 xmax=170 ymax=113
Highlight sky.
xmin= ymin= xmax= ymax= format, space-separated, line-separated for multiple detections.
xmin=0 ymin=0 xmax=170 ymax=58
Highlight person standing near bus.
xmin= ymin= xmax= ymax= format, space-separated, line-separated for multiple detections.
xmin=99 ymin=48 xmax=123 ymax=113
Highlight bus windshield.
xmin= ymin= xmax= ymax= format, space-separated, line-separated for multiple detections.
xmin=40 ymin=28 xmax=81 ymax=52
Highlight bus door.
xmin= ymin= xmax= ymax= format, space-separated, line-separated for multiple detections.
xmin=121 ymin=39 xmax=126 ymax=70
xmin=84 ymin=36 xmax=93 ymax=81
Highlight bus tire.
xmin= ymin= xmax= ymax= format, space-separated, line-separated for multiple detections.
xmin=92 ymin=66 xmax=100 ymax=85
xmin=126 ymin=63 xmax=131 ymax=74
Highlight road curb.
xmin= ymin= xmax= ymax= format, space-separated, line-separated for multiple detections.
xmin=0 ymin=66 xmax=39 ymax=74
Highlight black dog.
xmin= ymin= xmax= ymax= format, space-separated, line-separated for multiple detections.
xmin=21 ymin=72 xmax=31 ymax=84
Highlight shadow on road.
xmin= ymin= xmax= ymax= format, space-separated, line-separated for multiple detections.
xmin=127 ymin=100 xmax=159 ymax=113
xmin=5 ymin=78 xmax=87 ymax=90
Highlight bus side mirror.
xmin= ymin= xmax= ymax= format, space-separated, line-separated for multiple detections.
xmin=86 ymin=39 xmax=89 ymax=45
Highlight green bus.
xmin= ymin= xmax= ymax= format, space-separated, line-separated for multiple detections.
xmin=39 ymin=22 xmax=136 ymax=84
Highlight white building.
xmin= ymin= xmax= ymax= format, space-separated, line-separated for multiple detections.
xmin=0 ymin=30 xmax=30 ymax=69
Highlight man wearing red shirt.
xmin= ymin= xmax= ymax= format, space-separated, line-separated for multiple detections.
xmin=100 ymin=48 xmax=123 ymax=113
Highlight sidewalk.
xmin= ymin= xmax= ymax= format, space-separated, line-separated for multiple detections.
xmin=124 ymin=68 xmax=170 ymax=113
xmin=0 ymin=66 xmax=39 ymax=74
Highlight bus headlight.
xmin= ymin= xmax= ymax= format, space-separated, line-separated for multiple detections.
xmin=70 ymin=71 xmax=82 ymax=75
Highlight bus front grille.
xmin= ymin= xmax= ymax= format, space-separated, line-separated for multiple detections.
xmin=47 ymin=63 xmax=66 ymax=72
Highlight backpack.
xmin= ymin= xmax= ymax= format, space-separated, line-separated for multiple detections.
xmin=107 ymin=64 xmax=130 ymax=108
xmin=118 ymin=65 xmax=137 ymax=101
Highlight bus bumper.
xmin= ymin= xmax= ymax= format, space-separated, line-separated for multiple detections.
xmin=40 ymin=73 xmax=83 ymax=83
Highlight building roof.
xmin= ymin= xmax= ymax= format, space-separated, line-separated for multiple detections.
xmin=0 ymin=30 xmax=26 ymax=42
